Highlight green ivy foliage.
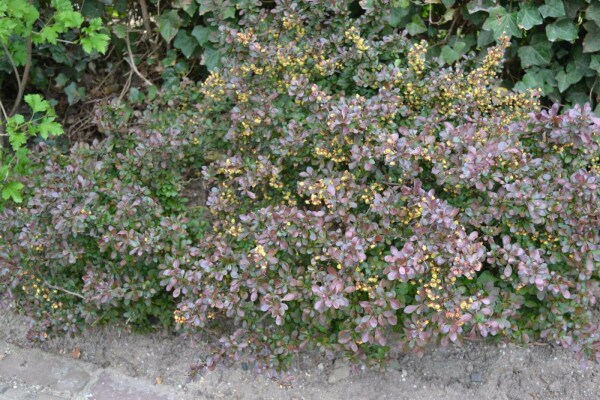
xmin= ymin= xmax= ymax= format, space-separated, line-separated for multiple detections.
xmin=369 ymin=0 xmax=600 ymax=113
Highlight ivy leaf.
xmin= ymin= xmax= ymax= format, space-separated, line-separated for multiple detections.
xmin=555 ymin=64 xmax=583 ymax=92
xmin=64 ymin=82 xmax=85 ymax=105
xmin=406 ymin=15 xmax=427 ymax=35
xmin=388 ymin=6 xmax=411 ymax=28
xmin=590 ymin=55 xmax=600 ymax=73
xmin=546 ymin=19 xmax=578 ymax=42
xmin=466 ymin=0 xmax=496 ymax=14
xmin=482 ymin=7 xmax=522 ymax=39
xmin=441 ymin=41 xmax=466 ymax=64
xmin=222 ymin=6 xmax=236 ymax=19
xmin=158 ymin=10 xmax=181 ymax=43
xmin=24 ymin=94 xmax=49 ymax=113
xmin=539 ymin=0 xmax=566 ymax=19
xmin=112 ymin=24 xmax=127 ymax=39
xmin=517 ymin=3 xmax=542 ymax=30
xmin=1 ymin=181 xmax=24 ymax=203
xmin=583 ymin=21 xmax=600 ymax=53
xmin=191 ymin=26 xmax=211 ymax=46
xmin=518 ymin=41 xmax=552 ymax=68
xmin=203 ymin=47 xmax=221 ymax=71
xmin=586 ymin=4 xmax=600 ymax=26
xmin=174 ymin=30 xmax=197 ymax=58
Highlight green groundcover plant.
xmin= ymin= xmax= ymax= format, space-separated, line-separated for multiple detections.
xmin=157 ymin=0 xmax=599 ymax=373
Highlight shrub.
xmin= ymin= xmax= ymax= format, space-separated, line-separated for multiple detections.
xmin=159 ymin=0 xmax=600 ymax=374
xmin=373 ymin=0 xmax=600 ymax=113
xmin=0 ymin=87 xmax=210 ymax=337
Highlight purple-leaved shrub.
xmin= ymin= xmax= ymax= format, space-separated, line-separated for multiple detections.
xmin=159 ymin=0 xmax=600 ymax=373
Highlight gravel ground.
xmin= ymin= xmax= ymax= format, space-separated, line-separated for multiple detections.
xmin=1 ymin=304 xmax=600 ymax=400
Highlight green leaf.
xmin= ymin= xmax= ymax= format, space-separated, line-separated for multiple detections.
xmin=466 ymin=0 xmax=496 ymax=14
xmin=80 ymin=31 xmax=110 ymax=54
xmin=517 ymin=3 xmax=542 ymax=30
xmin=440 ymin=41 xmax=466 ymax=64
xmin=546 ymin=18 xmax=579 ymax=42
xmin=8 ymin=132 xmax=27 ymax=151
xmin=38 ymin=117 xmax=63 ymax=139
xmin=174 ymin=30 xmax=197 ymax=58
xmin=539 ymin=0 xmax=566 ymax=18
xmin=56 ymin=10 xmax=84 ymax=29
xmin=555 ymin=64 xmax=583 ymax=92
xmin=112 ymin=24 xmax=127 ymax=39
xmin=583 ymin=21 xmax=600 ymax=53
xmin=1 ymin=181 xmax=24 ymax=203
xmin=24 ymin=94 xmax=49 ymax=113
xmin=9 ymin=40 xmax=27 ymax=66
xmin=518 ymin=41 xmax=552 ymax=67
xmin=222 ymin=6 xmax=236 ymax=19
xmin=203 ymin=47 xmax=221 ymax=71
xmin=590 ymin=55 xmax=600 ymax=73
xmin=38 ymin=25 xmax=59 ymax=45
xmin=482 ymin=7 xmax=522 ymax=39
xmin=158 ymin=10 xmax=181 ymax=43
xmin=64 ymin=82 xmax=85 ymax=105
xmin=191 ymin=26 xmax=211 ymax=46
xmin=81 ymin=0 xmax=105 ymax=18
xmin=388 ymin=6 xmax=411 ymax=27
xmin=586 ymin=4 xmax=600 ymax=26
xmin=406 ymin=15 xmax=427 ymax=35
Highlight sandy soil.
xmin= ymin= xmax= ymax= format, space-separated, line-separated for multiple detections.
xmin=1 ymin=303 xmax=600 ymax=400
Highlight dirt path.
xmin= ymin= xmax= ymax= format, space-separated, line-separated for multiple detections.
xmin=1 ymin=305 xmax=600 ymax=400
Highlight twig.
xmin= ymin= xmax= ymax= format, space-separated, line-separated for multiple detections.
xmin=9 ymin=35 xmax=32 ymax=117
xmin=43 ymin=280 xmax=85 ymax=299
xmin=2 ymin=44 xmax=22 ymax=90
xmin=0 ymin=97 xmax=8 ymax=121
xmin=138 ymin=0 xmax=152 ymax=36
xmin=124 ymin=32 xmax=154 ymax=87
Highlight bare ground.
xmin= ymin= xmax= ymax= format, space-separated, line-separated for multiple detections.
xmin=1 ymin=304 xmax=600 ymax=400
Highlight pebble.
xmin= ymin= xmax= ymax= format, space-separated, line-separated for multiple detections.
xmin=470 ymin=372 xmax=484 ymax=383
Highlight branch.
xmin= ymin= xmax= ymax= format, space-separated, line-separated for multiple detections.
xmin=124 ymin=33 xmax=154 ymax=87
xmin=138 ymin=0 xmax=152 ymax=36
xmin=8 ymin=35 xmax=32 ymax=117
xmin=43 ymin=280 xmax=85 ymax=299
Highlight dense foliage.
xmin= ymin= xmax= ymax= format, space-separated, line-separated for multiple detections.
xmin=0 ymin=90 xmax=209 ymax=336
xmin=0 ymin=0 xmax=599 ymax=377
xmin=376 ymin=0 xmax=600 ymax=113
xmin=0 ymin=0 xmax=109 ymax=205
xmin=157 ymin=1 xmax=600 ymax=373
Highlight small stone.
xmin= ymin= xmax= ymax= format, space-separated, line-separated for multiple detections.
xmin=470 ymin=372 xmax=484 ymax=383
xmin=317 ymin=363 xmax=324 ymax=371
xmin=466 ymin=364 xmax=474 ymax=372
xmin=328 ymin=360 xmax=350 ymax=384
xmin=241 ymin=362 xmax=249 ymax=371
xmin=388 ymin=360 xmax=401 ymax=371
xmin=549 ymin=381 xmax=563 ymax=393
xmin=401 ymin=369 xmax=408 ymax=378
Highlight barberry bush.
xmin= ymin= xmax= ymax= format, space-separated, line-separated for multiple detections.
xmin=158 ymin=0 xmax=600 ymax=373
xmin=0 ymin=89 xmax=210 ymax=337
